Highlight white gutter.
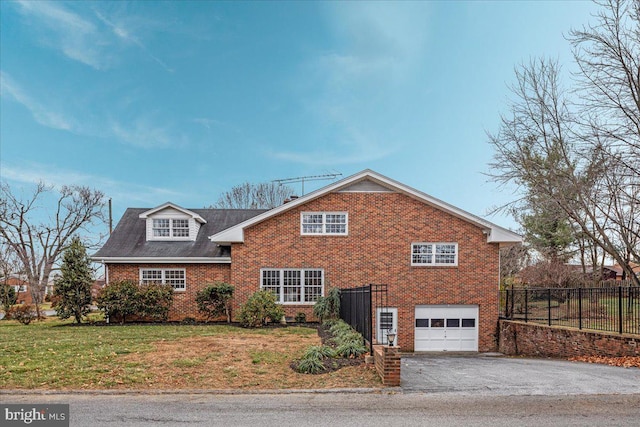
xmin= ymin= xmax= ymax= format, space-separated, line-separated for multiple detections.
xmin=91 ymin=257 xmax=231 ymax=264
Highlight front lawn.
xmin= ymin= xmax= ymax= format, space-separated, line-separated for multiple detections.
xmin=0 ymin=318 xmax=381 ymax=390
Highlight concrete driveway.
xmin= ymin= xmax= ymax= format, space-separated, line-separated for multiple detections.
xmin=401 ymin=353 xmax=640 ymax=395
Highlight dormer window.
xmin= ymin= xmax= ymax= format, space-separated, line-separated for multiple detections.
xmin=140 ymin=202 xmax=206 ymax=242
xmin=153 ymin=218 xmax=190 ymax=238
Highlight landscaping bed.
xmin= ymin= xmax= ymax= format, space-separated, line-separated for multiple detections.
xmin=0 ymin=318 xmax=380 ymax=390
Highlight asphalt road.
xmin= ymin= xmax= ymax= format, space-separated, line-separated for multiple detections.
xmin=2 ymin=392 xmax=640 ymax=427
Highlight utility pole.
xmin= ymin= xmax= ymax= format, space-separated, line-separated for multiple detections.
xmin=272 ymin=172 xmax=342 ymax=195
xmin=108 ymin=198 xmax=113 ymax=235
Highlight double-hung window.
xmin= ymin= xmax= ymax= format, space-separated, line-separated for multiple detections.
xmin=152 ymin=219 xmax=170 ymax=237
xmin=411 ymin=243 xmax=458 ymax=266
xmin=140 ymin=268 xmax=186 ymax=291
xmin=260 ymin=269 xmax=324 ymax=303
xmin=172 ymin=219 xmax=190 ymax=237
xmin=301 ymin=212 xmax=348 ymax=235
xmin=152 ymin=218 xmax=190 ymax=239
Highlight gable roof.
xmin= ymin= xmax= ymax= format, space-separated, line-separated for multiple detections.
xmin=209 ymin=169 xmax=522 ymax=245
xmin=138 ymin=202 xmax=206 ymax=223
xmin=93 ymin=207 xmax=266 ymax=263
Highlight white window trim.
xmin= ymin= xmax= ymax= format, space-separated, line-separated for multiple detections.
xmin=411 ymin=242 xmax=458 ymax=267
xmin=260 ymin=268 xmax=325 ymax=305
xmin=300 ymin=212 xmax=348 ymax=236
xmin=149 ymin=217 xmax=192 ymax=241
xmin=139 ymin=268 xmax=186 ymax=291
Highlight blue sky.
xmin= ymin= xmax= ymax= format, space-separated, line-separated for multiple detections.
xmin=0 ymin=1 xmax=600 ymax=232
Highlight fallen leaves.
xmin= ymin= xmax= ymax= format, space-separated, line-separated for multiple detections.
xmin=569 ymin=355 xmax=640 ymax=368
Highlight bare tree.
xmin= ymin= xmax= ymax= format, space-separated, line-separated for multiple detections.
xmin=499 ymin=244 xmax=531 ymax=285
xmin=213 ymin=182 xmax=295 ymax=209
xmin=0 ymin=181 xmax=106 ymax=318
xmin=487 ymin=0 xmax=640 ymax=285
xmin=0 ymin=240 xmax=20 ymax=280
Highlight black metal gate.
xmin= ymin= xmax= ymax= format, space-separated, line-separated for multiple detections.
xmin=340 ymin=284 xmax=388 ymax=353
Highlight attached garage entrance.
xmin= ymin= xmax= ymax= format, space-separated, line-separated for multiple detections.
xmin=414 ymin=305 xmax=478 ymax=351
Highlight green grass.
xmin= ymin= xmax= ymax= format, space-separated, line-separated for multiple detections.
xmin=0 ymin=318 xmax=315 ymax=389
xmin=249 ymin=350 xmax=288 ymax=365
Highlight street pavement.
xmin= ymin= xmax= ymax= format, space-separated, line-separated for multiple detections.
xmin=3 ymin=392 xmax=640 ymax=427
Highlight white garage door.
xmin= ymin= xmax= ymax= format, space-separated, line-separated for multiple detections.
xmin=414 ymin=305 xmax=478 ymax=351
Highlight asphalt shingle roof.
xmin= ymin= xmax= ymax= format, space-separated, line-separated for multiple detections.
xmin=93 ymin=208 xmax=266 ymax=259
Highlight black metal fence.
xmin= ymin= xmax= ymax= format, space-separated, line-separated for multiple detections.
xmin=500 ymin=286 xmax=640 ymax=335
xmin=340 ymin=284 xmax=388 ymax=353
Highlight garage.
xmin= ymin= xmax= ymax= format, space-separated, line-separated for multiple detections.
xmin=414 ymin=305 xmax=478 ymax=351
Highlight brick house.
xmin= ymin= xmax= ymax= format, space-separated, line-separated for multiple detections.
xmin=1 ymin=274 xmax=32 ymax=305
xmin=93 ymin=170 xmax=521 ymax=352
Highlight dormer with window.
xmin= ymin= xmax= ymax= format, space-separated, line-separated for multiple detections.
xmin=139 ymin=202 xmax=206 ymax=242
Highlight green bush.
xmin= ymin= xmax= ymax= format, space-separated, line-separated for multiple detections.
xmin=97 ymin=280 xmax=174 ymax=324
xmin=336 ymin=340 xmax=367 ymax=358
xmin=326 ymin=319 xmax=367 ymax=356
xmin=196 ymin=282 xmax=234 ymax=322
xmin=294 ymin=312 xmax=307 ymax=323
xmin=0 ymin=284 xmax=17 ymax=316
xmin=238 ymin=290 xmax=284 ymax=328
xmin=295 ymin=319 xmax=368 ymax=374
xmin=96 ymin=280 xmax=139 ymax=324
xmin=7 ymin=304 xmax=37 ymax=325
xmin=313 ymin=287 xmax=340 ymax=322
xmin=329 ymin=322 xmax=350 ymax=332
xmin=303 ymin=345 xmax=336 ymax=359
xmin=296 ymin=355 xmax=326 ymax=374
xmin=336 ymin=330 xmax=363 ymax=343
xmin=137 ymin=283 xmax=174 ymax=321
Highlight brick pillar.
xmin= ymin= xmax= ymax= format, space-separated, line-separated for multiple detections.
xmin=373 ymin=344 xmax=401 ymax=386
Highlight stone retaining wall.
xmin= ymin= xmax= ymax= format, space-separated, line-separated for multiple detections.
xmin=499 ymin=320 xmax=640 ymax=358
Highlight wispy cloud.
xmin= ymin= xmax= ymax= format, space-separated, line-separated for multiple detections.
xmin=1 ymin=161 xmax=186 ymax=206
xmin=110 ymin=118 xmax=186 ymax=149
xmin=0 ymin=71 xmax=75 ymax=131
xmin=192 ymin=118 xmax=224 ymax=130
xmin=268 ymin=125 xmax=395 ymax=166
xmin=14 ymin=0 xmax=106 ymax=69
xmin=1 ymin=71 xmax=185 ymax=148
xmin=12 ymin=1 xmax=172 ymax=72
xmin=94 ymin=11 xmax=173 ymax=73
xmin=272 ymin=2 xmax=431 ymax=167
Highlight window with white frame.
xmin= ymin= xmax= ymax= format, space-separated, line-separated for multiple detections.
xmin=152 ymin=219 xmax=170 ymax=237
xmin=152 ymin=218 xmax=190 ymax=239
xmin=411 ymin=243 xmax=458 ymax=266
xmin=140 ymin=269 xmax=186 ymax=291
xmin=172 ymin=219 xmax=190 ymax=237
xmin=301 ymin=212 xmax=347 ymax=235
xmin=260 ymin=269 xmax=324 ymax=303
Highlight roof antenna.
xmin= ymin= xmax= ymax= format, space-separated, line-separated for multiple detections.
xmin=272 ymin=172 xmax=342 ymax=195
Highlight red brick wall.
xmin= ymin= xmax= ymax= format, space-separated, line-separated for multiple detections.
xmin=231 ymin=192 xmax=500 ymax=351
xmin=499 ymin=320 xmax=640 ymax=357
xmin=106 ymin=263 xmax=231 ymax=320
xmin=373 ymin=344 xmax=401 ymax=386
